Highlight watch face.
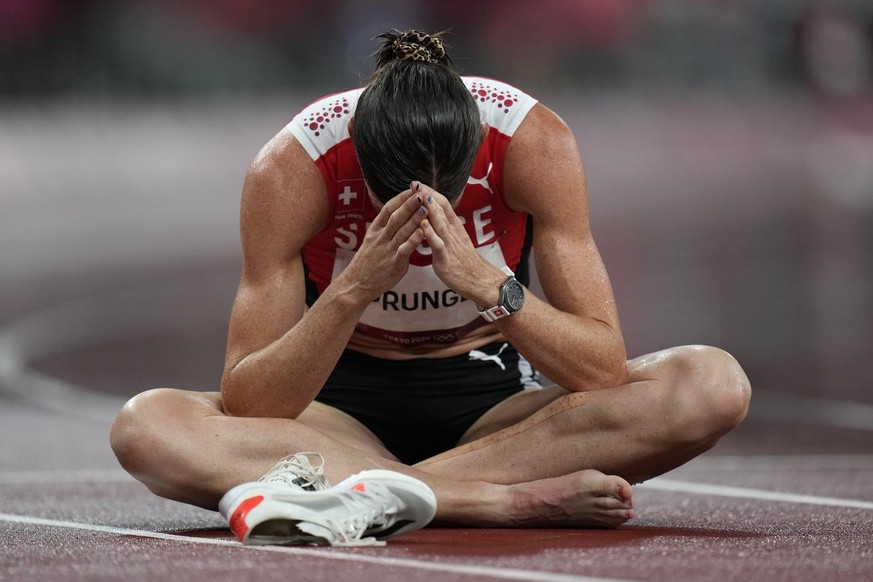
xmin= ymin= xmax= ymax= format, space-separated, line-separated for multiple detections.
xmin=502 ymin=280 xmax=525 ymax=312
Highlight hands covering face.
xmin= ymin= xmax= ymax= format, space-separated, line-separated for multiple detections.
xmin=348 ymin=181 xmax=487 ymax=302
xmin=412 ymin=182 xmax=487 ymax=298
xmin=342 ymin=185 xmax=426 ymax=300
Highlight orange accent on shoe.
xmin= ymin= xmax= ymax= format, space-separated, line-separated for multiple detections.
xmin=351 ymin=482 xmax=366 ymax=493
xmin=229 ymin=495 xmax=264 ymax=541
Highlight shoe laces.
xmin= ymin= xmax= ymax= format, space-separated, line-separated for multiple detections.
xmin=321 ymin=484 xmax=396 ymax=545
xmin=258 ymin=452 xmax=330 ymax=491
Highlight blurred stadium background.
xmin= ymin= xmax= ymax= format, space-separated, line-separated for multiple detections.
xmin=1 ymin=0 xmax=871 ymax=414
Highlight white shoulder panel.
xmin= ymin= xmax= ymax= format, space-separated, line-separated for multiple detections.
xmin=286 ymin=88 xmax=363 ymax=160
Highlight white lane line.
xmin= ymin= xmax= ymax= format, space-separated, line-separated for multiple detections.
xmin=0 ymin=513 xmax=628 ymax=582
xmin=4 ymin=468 xmax=870 ymax=514
xmin=642 ymin=478 xmax=873 ymax=510
xmin=2 ymin=456 xmax=870 ymax=489
xmin=0 ymin=468 xmax=132 ymax=485
xmin=686 ymin=454 xmax=873 ymax=471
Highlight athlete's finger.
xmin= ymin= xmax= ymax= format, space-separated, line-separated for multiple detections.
xmin=391 ymin=202 xmax=428 ymax=245
xmin=396 ymin=224 xmax=425 ymax=258
xmin=419 ymin=218 xmax=445 ymax=254
xmin=370 ymin=187 xmax=416 ymax=229
xmin=413 ymin=181 xmax=454 ymax=208
xmin=382 ymin=190 xmax=425 ymax=239
xmin=414 ymin=182 xmax=455 ymax=234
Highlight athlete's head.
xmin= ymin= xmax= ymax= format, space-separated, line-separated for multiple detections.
xmin=352 ymin=29 xmax=482 ymax=205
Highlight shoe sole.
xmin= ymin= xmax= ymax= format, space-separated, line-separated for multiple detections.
xmin=247 ymin=518 xmax=327 ymax=546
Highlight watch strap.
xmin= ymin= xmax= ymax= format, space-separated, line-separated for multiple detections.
xmin=478 ymin=266 xmax=517 ymax=322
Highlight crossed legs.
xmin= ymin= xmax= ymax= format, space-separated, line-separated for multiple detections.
xmin=110 ymin=345 xmax=750 ymax=527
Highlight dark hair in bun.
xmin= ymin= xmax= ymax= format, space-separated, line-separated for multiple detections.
xmin=353 ymin=29 xmax=481 ymax=204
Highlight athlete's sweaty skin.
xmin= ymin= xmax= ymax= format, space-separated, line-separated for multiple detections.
xmin=110 ymin=54 xmax=751 ymax=529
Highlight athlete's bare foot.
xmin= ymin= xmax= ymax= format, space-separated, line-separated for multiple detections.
xmin=507 ymin=469 xmax=633 ymax=528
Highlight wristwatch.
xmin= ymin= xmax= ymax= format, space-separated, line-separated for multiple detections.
xmin=478 ymin=266 xmax=525 ymax=322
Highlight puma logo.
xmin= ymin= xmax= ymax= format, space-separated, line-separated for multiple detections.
xmin=467 ymin=162 xmax=494 ymax=194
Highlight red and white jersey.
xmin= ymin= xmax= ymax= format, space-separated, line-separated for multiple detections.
xmin=287 ymin=77 xmax=538 ymax=347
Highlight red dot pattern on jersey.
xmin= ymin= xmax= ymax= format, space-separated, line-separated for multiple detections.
xmin=469 ymin=81 xmax=519 ymax=114
xmin=302 ymin=98 xmax=351 ymax=137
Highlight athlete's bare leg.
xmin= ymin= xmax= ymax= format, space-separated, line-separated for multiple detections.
xmin=110 ymin=344 xmax=749 ymax=528
xmin=419 ymin=345 xmax=751 ymax=485
xmin=401 ymin=345 xmax=750 ymax=526
xmin=111 ymin=391 xmax=548 ymax=526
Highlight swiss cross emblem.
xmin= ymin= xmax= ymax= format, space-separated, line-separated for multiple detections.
xmin=336 ymin=181 xmax=366 ymax=213
xmin=339 ymin=186 xmax=357 ymax=205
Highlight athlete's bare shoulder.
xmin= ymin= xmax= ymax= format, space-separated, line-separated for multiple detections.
xmin=507 ymin=102 xmax=579 ymax=169
xmin=504 ymin=102 xmax=586 ymax=215
xmin=245 ymin=128 xmax=326 ymax=213
xmin=239 ymin=129 xmax=330 ymax=264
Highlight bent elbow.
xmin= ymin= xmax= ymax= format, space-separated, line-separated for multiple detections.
xmin=220 ymin=371 xmax=264 ymax=418
xmin=219 ymin=371 xmax=244 ymax=416
xmin=564 ymin=340 xmax=627 ymax=392
xmin=220 ymin=371 xmax=305 ymax=420
xmin=605 ymin=342 xmax=629 ymax=388
xmin=220 ymin=390 xmax=253 ymax=418
xmin=591 ymin=322 xmax=628 ymax=390
xmin=603 ymin=358 xmax=629 ymax=390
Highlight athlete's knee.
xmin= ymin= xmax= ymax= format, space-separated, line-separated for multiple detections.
xmin=110 ymin=388 xmax=190 ymax=476
xmin=668 ymin=345 xmax=751 ymax=438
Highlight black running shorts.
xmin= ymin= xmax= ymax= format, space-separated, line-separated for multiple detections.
xmin=315 ymin=341 xmax=541 ymax=465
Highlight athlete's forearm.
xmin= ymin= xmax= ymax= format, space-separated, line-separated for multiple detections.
xmin=222 ymin=188 xmax=427 ymax=418
xmin=495 ymin=291 xmax=627 ymax=392
xmin=221 ymin=282 xmax=370 ymax=419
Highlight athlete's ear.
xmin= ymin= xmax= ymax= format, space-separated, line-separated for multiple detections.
xmin=347 ymin=117 xmax=355 ymax=138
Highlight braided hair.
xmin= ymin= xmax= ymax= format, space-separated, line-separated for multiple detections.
xmin=353 ymin=29 xmax=482 ymax=204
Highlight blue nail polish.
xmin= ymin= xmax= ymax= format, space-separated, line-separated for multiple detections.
xmin=426 ymin=195 xmax=433 ymax=203
xmin=419 ymin=206 xmax=427 ymax=216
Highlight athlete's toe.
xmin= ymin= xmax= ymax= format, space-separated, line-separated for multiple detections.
xmin=596 ymin=495 xmax=632 ymax=511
